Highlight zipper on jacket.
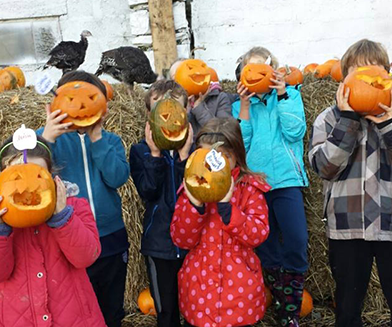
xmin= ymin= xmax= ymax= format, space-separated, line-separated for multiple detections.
xmin=145 ymin=204 xmax=158 ymax=237
xmin=168 ymin=154 xmax=181 ymax=258
xmin=79 ymin=134 xmax=96 ymax=219
xmin=289 ymin=148 xmax=306 ymax=185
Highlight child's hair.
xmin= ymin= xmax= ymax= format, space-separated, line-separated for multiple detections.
xmin=58 ymin=70 xmax=107 ymax=98
xmin=0 ymin=135 xmax=53 ymax=172
xmin=241 ymin=46 xmax=279 ymax=70
xmin=196 ymin=117 xmax=266 ymax=183
xmin=341 ymin=39 xmax=390 ymax=77
xmin=167 ymin=57 xmax=187 ymax=79
xmin=144 ymin=80 xmax=188 ymax=111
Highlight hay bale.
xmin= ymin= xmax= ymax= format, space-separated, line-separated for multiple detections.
xmin=0 ymin=78 xmax=390 ymax=327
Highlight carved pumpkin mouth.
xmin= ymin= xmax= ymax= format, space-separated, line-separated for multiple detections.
xmin=190 ymin=74 xmax=209 ymax=84
xmin=8 ymin=189 xmax=52 ymax=210
xmin=161 ymin=126 xmax=188 ymax=141
xmin=67 ymin=111 xmax=103 ymax=127
xmin=186 ymin=175 xmax=211 ymax=189
xmin=356 ymin=75 xmax=392 ymax=90
xmin=245 ymin=74 xmax=266 ymax=85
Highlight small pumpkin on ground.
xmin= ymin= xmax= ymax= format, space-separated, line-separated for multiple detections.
xmin=240 ymin=63 xmax=274 ymax=94
xmin=303 ymin=63 xmax=318 ymax=74
xmin=138 ymin=288 xmax=156 ymax=315
xmin=300 ymin=289 xmax=313 ymax=318
xmin=0 ymin=70 xmax=18 ymax=91
xmin=278 ymin=66 xmax=304 ymax=85
xmin=4 ymin=66 xmax=26 ymax=87
xmin=175 ymin=59 xmax=211 ymax=95
xmin=0 ymin=163 xmax=56 ymax=228
xmin=314 ymin=63 xmax=334 ymax=79
xmin=331 ymin=61 xmax=343 ymax=82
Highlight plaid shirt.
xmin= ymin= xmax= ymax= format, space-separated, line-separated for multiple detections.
xmin=308 ymin=106 xmax=392 ymax=241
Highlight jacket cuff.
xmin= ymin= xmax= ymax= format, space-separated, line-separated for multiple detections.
xmin=277 ymin=92 xmax=289 ymax=102
xmin=192 ymin=203 xmax=205 ymax=215
xmin=0 ymin=222 xmax=12 ymax=236
xmin=376 ymin=118 xmax=392 ymax=129
xmin=217 ymin=202 xmax=232 ymax=225
xmin=340 ymin=110 xmax=361 ymax=121
xmin=47 ymin=205 xmax=74 ymax=228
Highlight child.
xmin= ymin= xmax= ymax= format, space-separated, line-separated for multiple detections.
xmin=170 ymin=117 xmax=271 ymax=327
xmin=308 ymin=39 xmax=392 ymax=327
xmin=232 ymin=46 xmax=309 ymax=327
xmin=0 ymin=135 xmax=106 ymax=327
xmin=38 ymin=71 xmax=130 ymax=327
xmin=169 ymin=59 xmax=233 ymax=137
xmin=129 ymin=80 xmax=194 ymax=327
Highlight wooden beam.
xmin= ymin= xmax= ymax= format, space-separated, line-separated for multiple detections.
xmin=148 ymin=0 xmax=178 ymax=76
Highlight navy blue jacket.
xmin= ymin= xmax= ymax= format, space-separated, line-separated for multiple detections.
xmin=129 ymin=140 xmax=188 ymax=260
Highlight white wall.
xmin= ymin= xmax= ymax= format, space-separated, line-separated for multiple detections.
xmin=191 ymin=0 xmax=392 ymax=80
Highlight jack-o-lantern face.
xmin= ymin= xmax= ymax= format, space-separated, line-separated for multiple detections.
xmin=51 ymin=81 xmax=107 ymax=129
xmin=278 ymin=66 xmax=304 ymax=85
xmin=184 ymin=148 xmax=231 ymax=203
xmin=175 ymin=59 xmax=211 ymax=95
xmin=149 ymin=96 xmax=189 ymax=150
xmin=344 ymin=65 xmax=392 ymax=116
xmin=0 ymin=70 xmax=17 ymax=91
xmin=0 ymin=163 xmax=56 ymax=228
xmin=240 ymin=63 xmax=274 ymax=94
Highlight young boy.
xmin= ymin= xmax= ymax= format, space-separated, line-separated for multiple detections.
xmin=38 ymin=71 xmax=130 ymax=327
xmin=129 ymin=80 xmax=193 ymax=327
xmin=308 ymin=39 xmax=392 ymax=327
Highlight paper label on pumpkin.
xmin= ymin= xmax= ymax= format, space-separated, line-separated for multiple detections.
xmin=13 ymin=124 xmax=37 ymax=151
xmin=35 ymin=72 xmax=56 ymax=95
xmin=205 ymin=149 xmax=226 ymax=172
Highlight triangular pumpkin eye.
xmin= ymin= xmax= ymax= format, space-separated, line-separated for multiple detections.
xmin=173 ymin=120 xmax=181 ymax=126
xmin=80 ymin=104 xmax=86 ymax=109
xmin=160 ymin=113 xmax=171 ymax=122
xmin=89 ymin=94 xmax=98 ymax=101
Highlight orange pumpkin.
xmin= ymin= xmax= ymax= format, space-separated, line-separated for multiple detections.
xmin=0 ymin=163 xmax=56 ymax=228
xmin=0 ymin=70 xmax=18 ymax=91
xmin=300 ymin=289 xmax=313 ymax=318
xmin=344 ymin=65 xmax=392 ymax=116
xmin=184 ymin=147 xmax=231 ymax=203
xmin=175 ymin=59 xmax=211 ymax=95
xmin=0 ymin=83 xmax=5 ymax=93
xmin=324 ymin=59 xmax=339 ymax=66
xmin=207 ymin=66 xmax=219 ymax=82
xmin=4 ymin=66 xmax=26 ymax=87
xmin=240 ymin=63 xmax=274 ymax=94
xmin=331 ymin=61 xmax=343 ymax=82
xmin=101 ymin=80 xmax=114 ymax=101
xmin=138 ymin=288 xmax=156 ymax=315
xmin=51 ymin=81 xmax=107 ymax=129
xmin=314 ymin=63 xmax=334 ymax=78
xmin=149 ymin=96 xmax=189 ymax=150
xmin=265 ymin=287 xmax=273 ymax=308
xmin=278 ymin=66 xmax=304 ymax=85
xmin=303 ymin=63 xmax=318 ymax=74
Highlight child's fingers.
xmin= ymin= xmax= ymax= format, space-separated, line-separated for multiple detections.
xmin=378 ymin=102 xmax=391 ymax=111
xmin=45 ymin=104 xmax=52 ymax=117
xmin=52 ymin=112 xmax=68 ymax=124
xmin=0 ymin=207 xmax=7 ymax=217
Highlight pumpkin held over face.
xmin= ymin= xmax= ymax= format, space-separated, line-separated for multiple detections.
xmin=184 ymin=147 xmax=231 ymax=203
xmin=344 ymin=65 xmax=392 ymax=116
xmin=241 ymin=63 xmax=274 ymax=94
xmin=0 ymin=163 xmax=56 ymax=228
xmin=278 ymin=66 xmax=304 ymax=85
xmin=175 ymin=59 xmax=211 ymax=95
xmin=51 ymin=81 xmax=107 ymax=129
xmin=149 ymin=96 xmax=189 ymax=150
xmin=138 ymin=288 xmax=156 ymax=315
xmin=4 ymin=66 xmax=26 ymax=87
xmin=0 ymin=70 xmax=18 ymax=91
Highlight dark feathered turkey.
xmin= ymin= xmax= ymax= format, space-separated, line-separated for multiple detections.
xmin=95 ymin=46 xmax=157 ymax=89
xmin=43 ymin=30 xmax=92 ymax=75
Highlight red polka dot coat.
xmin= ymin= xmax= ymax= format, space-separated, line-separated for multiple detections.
xmin=171 ymin=168 xmax=271 ymax=327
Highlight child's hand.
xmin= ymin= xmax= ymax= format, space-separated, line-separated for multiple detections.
xmin=193 ymin=87 xmax=211 ymax=108
xmin=0 ymin=196 xmax=8 ymax=223
xmin=86 ymin=120 xmax=103 ymax=143
xmin=54 ymin=176 xmax=67 ymax=214
xmin=365 ymin=89 xmax=392 ymax=124
xmin=269 ymin=71 xmax=286 ymax=95
xmin=145 ymin=122 xmax=161 ymax=157
xmin=183 ymin=180 xmax=203 ymax=207
xmin=178 ymin=125 xmax=194 ymax=162
xmin=237 ymin=82 xmax=255 ymax=108
xmin=42 ymin=104 xmax=73 ymax=143
xmin=219 ymin=177 xmax=235 ymax=203
xmin=336 ymin=83 xmax=354 ymax=111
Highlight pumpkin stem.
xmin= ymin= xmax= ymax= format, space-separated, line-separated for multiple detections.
xmin=285 ymin=65 xmax=292 ymax=74
xmin=211 ymin=141 xmax=225 ymax=150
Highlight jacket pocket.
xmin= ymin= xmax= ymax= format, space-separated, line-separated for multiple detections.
xmin=74 ymin=272 xmax=92 ymax=318
xmin=144 ymin=205 xmax=158 ymax=238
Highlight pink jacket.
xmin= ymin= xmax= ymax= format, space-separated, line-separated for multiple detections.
xmin=171 ymin=168 xmax=271 ymax=327
xmin=0 ymin=197 xmax=106 ymax=327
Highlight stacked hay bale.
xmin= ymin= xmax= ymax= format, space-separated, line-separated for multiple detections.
xmin=0 ymin=77 xmax=389 ymax=327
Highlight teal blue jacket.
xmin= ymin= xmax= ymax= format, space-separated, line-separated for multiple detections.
xmin=232 ymin=87 xmax=308 ymax=190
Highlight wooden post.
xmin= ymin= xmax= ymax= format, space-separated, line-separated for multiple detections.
xmin=148 ymin=0 xmax=178 ymax=76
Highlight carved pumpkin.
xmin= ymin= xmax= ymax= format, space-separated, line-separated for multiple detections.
xmin=303 ymin=63 xmax=318 ymax=74
xmin=241 ymin=63 xmax=274 ymax=94
xmin=175 ymin=59 xmax=211 ymax=95
xmin=184 ymin=147 xmax=231 ymax=203
xmin=101 ymin=80 xmax=114 ymax=101
xmin=0 ymin=163 xmax=56 ymax=228
xmin=278 ymin=66 xmax=304 ymax=85
xmin=207 ymin=66 xmax=219 ymax=82
xmin=331 ymin=61 xmax=343 ymax=82
xmin=51 ymin=81 xmax=107 ymax=129
xmin=300 ymin=289 xmax=313 ymax=318
xmin=138 ymin=288 xmax=156 ymax=315
xmin=344 ymin=65 xmax=392 ymax=116
xmin=4 ymin=66 xmax=26 ymax=87
xmin=0 ymin=70 xmax=18 ymax=91
xmin=149 ymin=95 xmax=189 ymax=150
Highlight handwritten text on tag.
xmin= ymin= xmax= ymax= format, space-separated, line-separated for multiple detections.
xmin=205 ymin=149 xmax=226 ymax=172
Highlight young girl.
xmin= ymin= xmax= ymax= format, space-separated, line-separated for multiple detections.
xmin=0 ymin=135 xmax=106 ymax=327
xmin=170 ymin=117 xmax=271 ymax=327
xmin=232 ymin=47 xmax=309 ymax=327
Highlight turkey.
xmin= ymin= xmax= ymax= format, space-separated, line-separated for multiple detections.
xmin=43 ymin=30 xmax=92 ymax=75
xmin=95 ymin=46 xmax=157 ymax=93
